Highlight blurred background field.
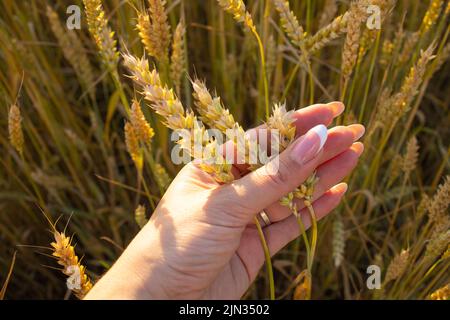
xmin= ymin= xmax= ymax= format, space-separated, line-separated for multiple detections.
xmin=0 ymin=0 xmax=449 ymax=299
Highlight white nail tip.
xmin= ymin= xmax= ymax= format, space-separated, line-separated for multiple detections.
xmin=310 ymin=124 xmax=328 ymax=151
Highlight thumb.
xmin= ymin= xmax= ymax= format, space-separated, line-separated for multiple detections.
xmin=226 ymin=124 xmax=328 ymax=221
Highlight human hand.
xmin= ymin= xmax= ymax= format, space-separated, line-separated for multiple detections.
xmin=85 ymin=102 xmax=365 ymax=299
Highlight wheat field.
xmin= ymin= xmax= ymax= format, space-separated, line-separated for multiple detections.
xmin=0 ymin=0 xmax=449 ymax=300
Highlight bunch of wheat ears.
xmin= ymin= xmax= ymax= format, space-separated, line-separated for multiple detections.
xmin=1 ymin=0 xmax=449 ymax=299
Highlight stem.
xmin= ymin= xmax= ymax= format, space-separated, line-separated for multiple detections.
xmin=359 ymin=30 xmax=381 ymax=123
xmin=306 ymin=204 xmax=318 ymax=272
xmin=254 ymin=217 xmax=275 ymax=300
xmin=249 ymin=26 xmax=270 ymax=120
xmin=294 ymin=206 xmax=311 ymax=267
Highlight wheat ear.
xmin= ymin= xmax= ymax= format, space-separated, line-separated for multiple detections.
xmin=383 ymin=249 xmax=410 ymax=285
xmin=333 ymin=214 xmax=345 ymax=268
xmin=341 ymin=1 xmax=368 ymax=81
xmin=51 ymin=231 xmax=93 ymax=299
xmin=8 ymin=104 xmax=24 ymax=156
xmin=427 ymin=176 xmax=450 ymax=234
xmin=170 ymin=21 xmax=186 ymax=94
xmin=429 ymin=283 xmax=450 ymax=300
xmin=82 ymin=0 xmax=119 ymax=73
xmin=402 ymin=136 xmax=419 ymax=175
xmin=142 ymin=0 xmax=171 ymax=62
xmin=420 ymin=0 xmax=444 ymax=35
xmin=135 ymin=204 xmax=148 ymax=229
xmin=46 ymin=6 xmax=95 ymax=99
xmin=273 ymin=0 xmax=305 ymax=49
xmin=130 ymin=100 xmax=155 ymax=143
xmin=123 ymin=54 xmax=234 ymax=183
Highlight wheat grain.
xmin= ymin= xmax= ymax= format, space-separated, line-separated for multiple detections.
xmin=8 ymin=104 xmax=24 ymax=156
xmin=51 ymin=231 xmax=93 ymax=299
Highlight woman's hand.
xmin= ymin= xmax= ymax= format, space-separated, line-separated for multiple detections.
xmin=85 ymin=102 xmax=365 ymax=299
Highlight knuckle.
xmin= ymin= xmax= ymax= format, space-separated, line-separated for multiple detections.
xmin=264 ymin=157 xmax=291 ymax=189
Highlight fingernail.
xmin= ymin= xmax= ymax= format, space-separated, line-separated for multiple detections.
xmin=290 ymin=124 xmax=328 ymax=165
xmin=348 ymin=124 xmax=365 ymax=141
xmin=334 ymin=182 xmax=348 ymax=194
xmin=352 ymin=142 xmax=365 ymax=156
xmin=328 ymin=101 xmax=345 ymax=117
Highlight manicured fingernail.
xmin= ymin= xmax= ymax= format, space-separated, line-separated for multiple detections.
xmin=348 ymin=124 xmax=365 ymax=141
xmin=290 ymin=124 xmax=328 ymax=165
xmin=328 ymin=101 xmax=345 ymax=117
xmin=334 ymin=182 xmax=348 ymax=194
xmin=352 ymin=142 xmax=365 ymax=156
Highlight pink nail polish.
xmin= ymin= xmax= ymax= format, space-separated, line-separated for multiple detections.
xmin=290 ymin=125 xmax=328 ymax=165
